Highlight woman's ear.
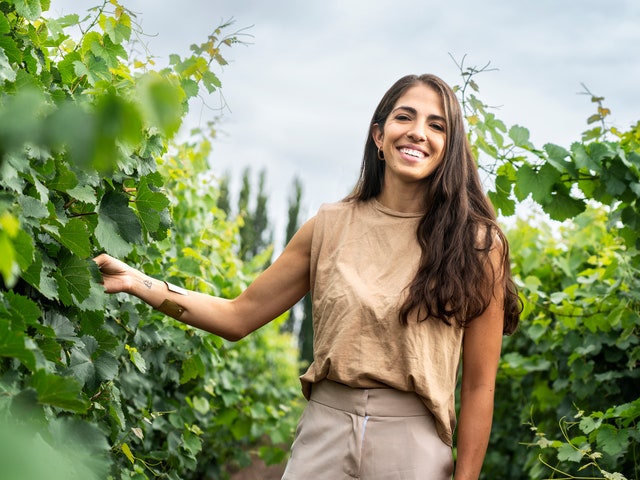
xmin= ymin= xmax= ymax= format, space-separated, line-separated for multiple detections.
xmin=372 ymin=123 xmax=383 ymax=148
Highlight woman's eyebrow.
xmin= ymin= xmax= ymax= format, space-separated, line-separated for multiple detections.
xmin=391 ymin=105 xmax=417 ymax=115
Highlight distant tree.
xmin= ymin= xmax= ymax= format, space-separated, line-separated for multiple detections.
xmin=281 ymin=177 xmax=314 ymax=366
xmin=282 ymin=177 xmax=303 ymax=336
xmin=219 ymin=167 xmax=273 ymax=267
xmin=217 ymin=172 xmax=231 ymax=216
xmin=285 ymin=177 xmax=303 ymax=244
xmin=249 ymin=169 xmax=271 ymax=261
xmin=297 ymin=292 xmax=314 ymax=367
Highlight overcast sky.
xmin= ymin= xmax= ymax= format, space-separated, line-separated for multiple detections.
xmin=57 ymin=0 xmax=640 ymax=246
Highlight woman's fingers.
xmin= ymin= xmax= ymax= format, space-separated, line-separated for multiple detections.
xmin=92 ymin=254 xmax=130 ymax=293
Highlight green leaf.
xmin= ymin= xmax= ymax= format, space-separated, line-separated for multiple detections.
xmin=0 ymin=35 xmax=22 ymax=64
xmin=5 ymin=290 xmax=41 ymax=330
xmin=31 ymin=370 xmax=89 ymax=413
xmin=94 ymin=214 xmax=132 ymax=257
xmin=508 ymin=125 xmax=533 ymax=149
xmin=259 ymin=445 xmax=287 ymax=466
xmin=579 ymin=415 xmax=602 ymax=434
xmin=0 ymin=318 xmax=37 ymax=370
xmin=95 ymin=351 xmax=119 ymax=381
xmin=488 ymin=174 xmax=515 ymax=216
xmin=191 ymin=395 xmax=210 ymax=415
xmin=67 ymin=337 xmax=96 ymax=387
xmin=13 ymin=229 xmax=34 ymax=270
xmin=181 ymin=430 xmax=202 ymax=456
xmin=74 ymin=55 xmax=110 ymax=86
xmin=22 ymin=251 xmax=59 ymax=300
xmin=58 ymin=218 xmax=91 ymax=258
xmin=202 ymin=70 xmax=221 ymax=94
xmin=137 ymin=72 xmax=186 ymax=137
xmin=13 ymin=0 xmax=42 ymax=21
xmin=181 ymin=78 xmax=199 ymax=99
xmin=49 ymin=162 xmax=78 ymax=192
xmin=0 ymin=13 xmax=10 ymax=34
xmin=108 ymin=385 xmax=126 ymax=428
xmin=0 ymin=48 xmax=16 ymax=83
xmin=44 ymin=312 xmax=77 ymax=341
xmin=58 ymin=51 xmax=81 ymax=84
xmin=88 ymin=34 xmax=127 ymax=68
xmin=66 ymin=184 xmax=97 ymax=204
xmin=94 ymin=92 xmax=143 ymax=148
xmin=126 ymin=345 xmax=147 ymax=373
xmin=556 ymin=442 xmax=587 ymax=462
xmin=0 ymin=231 xmax=16 ymax=284
xmin=99 ymin=190 xmax=142 ymax=244
xmin=59 ymin=252 xmax=92 ymax=302
xmin=18 ymin=194 xmax=49 ymax=220
xmin=515 ymin=163 xmax=561 ymax=204
xmin=596 ymin=424 xmax=629 ymax=457
xmin=180 ymin=355 xmax=205 ymax=384
xmin=544 ymin=143 xmax=573 ymax=173
xmin=572 ymin=142 xmax=601 ymax=172
xmin=47 ymin=417 xmax=111 ymax=478
xmin=103 ymin=12 xmax=132 ymax=45
xmin=542 ymin=190 xmax=586 ymax=221
xmin=136 ymin=177 xmax=170 ymax=233
xmin=77 ymin=282 xmax=107 ymax=312
xmin=121 ymin=442 xmax=135 ymax=465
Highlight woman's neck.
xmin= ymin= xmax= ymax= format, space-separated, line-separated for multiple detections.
xmin=376 ymin=183 xmax=426 ymax=214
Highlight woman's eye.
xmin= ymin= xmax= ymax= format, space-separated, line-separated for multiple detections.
xmin=431 ymin=123 xmax=445 ymax=132
xmin=395 ymin=114 xmax=411 ymax=121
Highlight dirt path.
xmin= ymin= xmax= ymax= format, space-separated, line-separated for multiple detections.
xmin=229 ymin=456 xmax=286 ymax=480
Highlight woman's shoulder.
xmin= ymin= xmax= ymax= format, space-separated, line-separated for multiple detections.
xmin=317 ymin=199 xmax=360 ymax=217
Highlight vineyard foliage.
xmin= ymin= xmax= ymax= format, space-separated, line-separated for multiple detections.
xmin=0 ymin=1 xmax=300 ymax=479
xmin=456 ymin=66 xmax=640 ymax=478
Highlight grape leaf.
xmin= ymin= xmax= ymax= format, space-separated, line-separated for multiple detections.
xmin=73 ymin=55 xmax=110 ymax=86
xmin=31 ymin=370 xmax=89 ymax=413
xmin=596 ymin=425 xmax=629 ymax=457
xmin=13 ymin=0 xmax=42 ymax=21
xmin=543 ymin=191 xmax=586 ymax=221
xmin=136 ymin=177 xmax=169 ymax=233
xmin=99 ymin=190 xmax=142 ymax=243
xmin=94 ymin=214 xmax=133 ymax=257
xmin=59 ymin=252 xmax=92 ymax=302
xmin=4 ymin=291 xmax=41 ymax=330
xmin=515 ymin=162 xmax=561 ymax=204
xmin=0 ymin=48 xmax=16 ymax=83
xmin=508 ymin=125 xmax=533 ymax=149
xmin=58 ymin=218 xmax=91 ymax=258
xmin=0 ymin=13 xmax=10 ymax=34
xmin=0 ymin=318 xmax=37 ymax=371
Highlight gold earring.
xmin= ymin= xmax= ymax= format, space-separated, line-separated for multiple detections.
xmin=377 ymin=148 xmax=385 ymax=161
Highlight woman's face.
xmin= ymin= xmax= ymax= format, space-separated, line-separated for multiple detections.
xmin=373 ymin=83 xmax=446 ymax=187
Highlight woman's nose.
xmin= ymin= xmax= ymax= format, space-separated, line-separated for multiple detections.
xmin=407 ymin=122 xmax=427 ymax=142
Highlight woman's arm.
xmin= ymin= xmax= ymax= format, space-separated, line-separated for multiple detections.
xmin=453 ymin=245 xmax=505 ymax=480
xmin=95 ymin=216 xmax=316 ymax=341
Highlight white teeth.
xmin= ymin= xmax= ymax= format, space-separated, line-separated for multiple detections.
xmin=400 ymin=147 xmax=424 ymax=158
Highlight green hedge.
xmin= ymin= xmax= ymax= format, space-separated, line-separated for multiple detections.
xmin=0 ymin=2 xmax=301 ymax=479
xmin=457 ymin=67 xmax=640 ymax=478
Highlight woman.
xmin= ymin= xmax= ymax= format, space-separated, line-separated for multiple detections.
xmin=96 ymin=73 xmax=520 ymax=480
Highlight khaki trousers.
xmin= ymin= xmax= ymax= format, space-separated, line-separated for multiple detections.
xmin=282 ymin=380 xmax=454 ymax=480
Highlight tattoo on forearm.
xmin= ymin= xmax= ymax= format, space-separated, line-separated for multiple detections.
xmin=143 ymin=279 xmax=152 ymax=290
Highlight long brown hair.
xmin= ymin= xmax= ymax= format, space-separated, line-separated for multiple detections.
xmin=346 ymin=74 xmax=520 ymax=334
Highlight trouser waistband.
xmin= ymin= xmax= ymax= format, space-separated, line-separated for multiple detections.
xmin=310 ymin=379 xmax=430 ymax=417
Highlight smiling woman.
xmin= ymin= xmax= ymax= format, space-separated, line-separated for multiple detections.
xmin=98 ymin=72 xmax=520 ymax=480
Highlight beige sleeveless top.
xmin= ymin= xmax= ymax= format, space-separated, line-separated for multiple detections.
xmin=300 ymin=199 xmax=464 ymax=446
